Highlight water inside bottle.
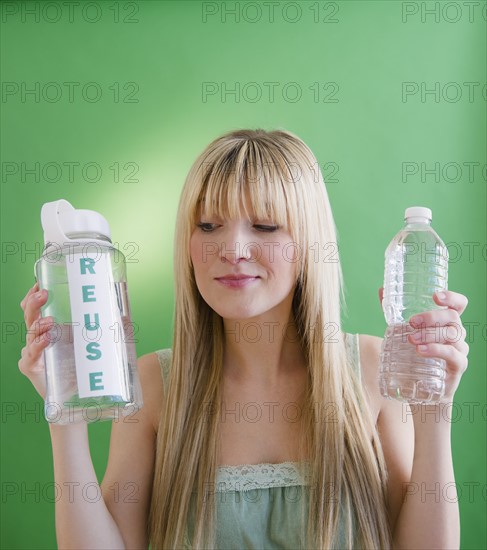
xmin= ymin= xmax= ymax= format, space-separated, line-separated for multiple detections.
xmin=41 ymin=281 xmax=138 ymax=423
xmin=380 ymin=324 xmax=446 ymax=403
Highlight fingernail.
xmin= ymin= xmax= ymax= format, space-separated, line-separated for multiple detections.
xmin=437 ymin=292 xmax=446 ymax=301
xmin=35 ymin=290 xmax=45 ymax=300
xmin=410 ymin=316 xmax=423 ymax=327
xmin=418 ymin=345 xmax=428 ymax=352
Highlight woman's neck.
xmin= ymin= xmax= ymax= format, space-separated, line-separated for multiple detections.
xmin=221 ymin=299 xmax=306 ymax=385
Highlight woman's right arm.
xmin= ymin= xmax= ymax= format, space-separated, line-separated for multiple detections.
xmin=19 ymin=282 xmax=163 ymax=549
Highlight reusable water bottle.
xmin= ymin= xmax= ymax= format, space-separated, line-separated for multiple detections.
xmin=34 ymin=199 xmax=143 ymax=424
xmin=379 ymin=206 xmax=449 ymax=404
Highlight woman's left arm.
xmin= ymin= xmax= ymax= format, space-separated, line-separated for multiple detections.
xmin=375 ymin=290 xmax=469 ymax=550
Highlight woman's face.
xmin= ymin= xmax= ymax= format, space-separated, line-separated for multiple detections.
xmin=189 ymin=202 xmax=299 ymax=322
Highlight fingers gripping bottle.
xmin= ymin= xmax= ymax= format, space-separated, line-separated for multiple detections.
xmin=379 ymin=207 xmax=449 ymax=404
xmin=34 ymin=199 xmax=143 ymax=424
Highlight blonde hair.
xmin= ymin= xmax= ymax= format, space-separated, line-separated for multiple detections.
xmin=149 ymin=128 xmax=391 ymax=549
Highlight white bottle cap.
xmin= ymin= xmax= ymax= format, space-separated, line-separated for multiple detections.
xmin=40 ymin=199 xmax=111 ymax=249
xmin=404 ymin=206 xmax=432 ymax=221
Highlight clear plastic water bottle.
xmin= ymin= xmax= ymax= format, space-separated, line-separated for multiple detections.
xmin=379 ymin=206 xmax=449 ymax=404
xmin=34 ymin=199 xmax=143 ymax=424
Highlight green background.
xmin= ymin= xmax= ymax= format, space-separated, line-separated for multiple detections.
xmin=1 ymin=1 xmax=485 ymax=548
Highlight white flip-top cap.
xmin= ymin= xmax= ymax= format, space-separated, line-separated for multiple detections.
xmin=40 ymin=199 xmax=111 ymax=249
xmin=404 ymin=206 xmax=432 ymax=221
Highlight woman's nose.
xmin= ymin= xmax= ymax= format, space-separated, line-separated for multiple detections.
xmin=218 ymin=226 xmax=258 ymax=264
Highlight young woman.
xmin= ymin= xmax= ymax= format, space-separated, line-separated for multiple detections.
xmin=20 ymin=128 xmax=469 ymax=549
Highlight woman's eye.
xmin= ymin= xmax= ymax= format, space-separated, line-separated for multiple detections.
xmin=196 ymin=223 xmax=216 ymax=232
xmin=254 ymin=225 xmax=278 ymax=232
xmin=196 ymin=223 xmax=278 ymax=233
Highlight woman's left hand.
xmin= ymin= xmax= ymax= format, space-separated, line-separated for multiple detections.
xmin=379 ymin=289 xmax=469 ymax=403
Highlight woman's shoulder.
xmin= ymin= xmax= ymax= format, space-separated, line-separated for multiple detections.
xmin=136 ymin=350 xmax=170 ymax=433
xmin=343 ymin=332 xmax=382 ymax=374
xmin=137 ymin=348 xmax=171 ymax=371
xmin=152 ymin=348 xmax=172 ymax=387
xmin=356 ymin=333 xmax=384 ymax=425
xmin=357 ymin=333 xmax=383 ymax=359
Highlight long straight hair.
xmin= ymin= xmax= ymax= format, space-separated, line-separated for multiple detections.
xmin=149 ymin=128 xmax=391 ymax=549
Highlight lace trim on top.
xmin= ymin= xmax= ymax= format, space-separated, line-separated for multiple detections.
xmin=215 ymin=461 xmax=312 ymax=492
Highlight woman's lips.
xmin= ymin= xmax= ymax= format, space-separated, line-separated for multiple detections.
xmin=215 ymin=276 xmax=259 ymax=288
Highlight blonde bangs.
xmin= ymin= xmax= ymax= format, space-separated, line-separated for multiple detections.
xmin=194 ymin=138 xmax=300 ymax=235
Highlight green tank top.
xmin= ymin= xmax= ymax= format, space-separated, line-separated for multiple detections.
xmin=155 ymin=332 xmax=361 ymax=549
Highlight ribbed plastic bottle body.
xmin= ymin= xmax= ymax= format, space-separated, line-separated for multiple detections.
xmin=379 ymin=221 xmax=448 ymax=403
xmin=34 ymin=235 xmax=143 ymax=424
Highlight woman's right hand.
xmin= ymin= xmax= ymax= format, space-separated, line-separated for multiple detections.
xmin=19 ymin=281 xmax=54 ymax=400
